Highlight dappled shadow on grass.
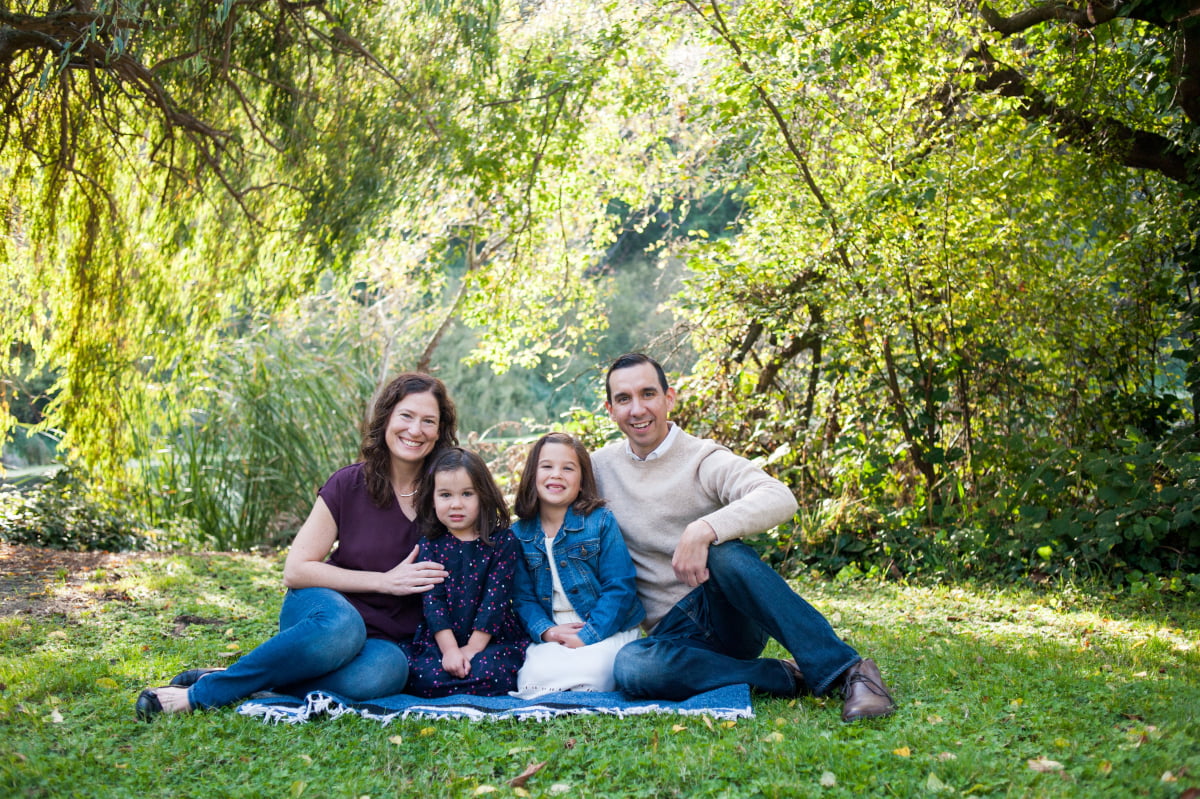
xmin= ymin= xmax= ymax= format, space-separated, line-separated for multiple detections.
xmin=758 ymin=578 xmax=1200 ymax=796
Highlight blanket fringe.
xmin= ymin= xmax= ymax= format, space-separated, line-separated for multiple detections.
xmin=236 ymin=687 xmax=754 ymax=725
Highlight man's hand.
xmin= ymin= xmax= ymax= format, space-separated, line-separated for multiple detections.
xmin=672 ymin=520 xmax=717 ymax=587
xmin=378 ymin=547 xmax=448 ymax=595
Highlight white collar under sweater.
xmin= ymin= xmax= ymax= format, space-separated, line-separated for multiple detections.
xmin=624 ymin=421 xmax=680 ymax=461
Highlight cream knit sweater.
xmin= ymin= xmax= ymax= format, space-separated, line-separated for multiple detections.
xmin=592 ymin=429 xmax=799 ymax=631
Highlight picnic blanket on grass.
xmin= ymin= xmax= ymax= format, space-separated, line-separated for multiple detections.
xmin=236 ymin=684 xmax=753 ymax=724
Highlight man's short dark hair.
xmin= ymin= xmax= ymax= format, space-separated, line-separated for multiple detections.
xmin=605 ymin=352 xmax=670 ymax=402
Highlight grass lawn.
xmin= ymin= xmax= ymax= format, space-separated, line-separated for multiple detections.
xmin=1 ymin=549 xmax=1197 ymax=798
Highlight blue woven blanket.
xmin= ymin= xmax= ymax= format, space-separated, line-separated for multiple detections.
xmin=236 ymin=685 xmax=753 ymax=724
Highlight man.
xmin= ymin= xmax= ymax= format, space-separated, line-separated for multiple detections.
xmin=591 ymin=353 xmax=895 ymax=722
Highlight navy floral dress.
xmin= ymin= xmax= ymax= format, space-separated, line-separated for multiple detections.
xmin=405 ymin=529 xmax=529 ymax=697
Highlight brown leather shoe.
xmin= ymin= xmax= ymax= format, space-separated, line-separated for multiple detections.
xmin=779 ymin=658 xmax=807 ymax=696
xmin=841 ymin=658 xmax=895 ymax=722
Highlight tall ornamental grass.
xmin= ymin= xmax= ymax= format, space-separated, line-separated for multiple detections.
xmin=141 ymin=322 xmax=382 ymax=550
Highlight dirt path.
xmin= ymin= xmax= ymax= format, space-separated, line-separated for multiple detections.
xmin=0 ymin=541 xmax=157 ymax=618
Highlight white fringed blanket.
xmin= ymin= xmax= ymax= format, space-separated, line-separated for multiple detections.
xmin=237 ymin=684 xmax=753 ymax=724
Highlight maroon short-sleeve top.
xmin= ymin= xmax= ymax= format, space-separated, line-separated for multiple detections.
xmin=319 ymin=463 xmax=424 ymax=642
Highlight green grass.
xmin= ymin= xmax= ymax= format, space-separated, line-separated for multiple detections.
xmin=2 ymin=554 xmax=1197 ymax=798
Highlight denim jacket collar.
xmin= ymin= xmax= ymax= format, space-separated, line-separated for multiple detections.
xmin=512 ymin=505 xmax=586 ymax=547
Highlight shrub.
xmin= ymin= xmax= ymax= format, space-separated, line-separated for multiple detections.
xmin=0 ymin=468 xmax=155 ymax=552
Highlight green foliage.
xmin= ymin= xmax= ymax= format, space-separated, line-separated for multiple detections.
xmin=1008 ymin=433 xmax=1200 ymax=578
xmin=3 ymin=0 xmax=1199 ymax=588
xmin=140 ymin=300 xmax=385 ymax=550
xmin=0 ymin=468 xmax=158 ymax=552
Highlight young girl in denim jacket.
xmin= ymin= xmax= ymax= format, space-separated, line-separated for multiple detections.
xmin=511 ymin=433 xmax=644 ymax=697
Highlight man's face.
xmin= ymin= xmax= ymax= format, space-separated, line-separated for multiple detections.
xmin=605 ymin=362 xmax=676 ymax=458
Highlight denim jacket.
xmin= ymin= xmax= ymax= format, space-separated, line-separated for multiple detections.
xmin=512 ymin=505 xmax=645 ymax=646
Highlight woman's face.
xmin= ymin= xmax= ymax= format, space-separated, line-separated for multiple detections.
xmin=384 ymin=391 xmax=440 ymax=466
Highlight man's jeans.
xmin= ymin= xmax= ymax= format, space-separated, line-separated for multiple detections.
xmin=613 ymin=541 xmax=860 ymax=699
xmin=189 ymin=587 xmax=410 ymax=709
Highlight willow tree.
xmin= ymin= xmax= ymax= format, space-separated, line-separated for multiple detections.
xmin=0 ymin=0 xmax=619 ymax=476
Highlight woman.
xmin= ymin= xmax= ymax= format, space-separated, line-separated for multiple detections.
xmin=135 ymin=372 xmax=457 ymax=719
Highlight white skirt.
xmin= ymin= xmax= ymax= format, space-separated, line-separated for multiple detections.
xmin=512 ymin=627 xmax=641 ymax=699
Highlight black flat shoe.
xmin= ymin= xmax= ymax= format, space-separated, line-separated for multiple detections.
xmin=135 ymin=689 xmax=163 ymax=721
xmin=169 ymin=668 xmax=223 ymax=687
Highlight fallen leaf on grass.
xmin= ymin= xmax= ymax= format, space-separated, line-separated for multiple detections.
xmin=926 ymin=772 xmax=950 ymax=792
xmin=549 ymin=784 xmax=570 ymax=794
xmin=893 ymin=746 xmax=911 ymax=757
xmin=1162 ymin=772 xmax=1178 ymax=783
xmin=47 ymin=709 xmax=64 ymax=724
xmin=419 ymin=727 xmax=436 ymax=736
xmin=508 ymin=761 xmax=547 ymax=788
xmin=819 ymin=771 xmax=836 ymax=787
xmin=720 ymin=720 xmax=736 ymax=729
xmin=936 ymin=752 xmax=957 ymax=762
xmin=1027 ymin=757 xmax=1064 ymax=772
xmin=472 ymin=785 xmax=497 ymax=795
xmin=763 ymin=731 xmax=784 ymax=743
xmin=671 ymin=724 xmax=687 ymax=733
xmin=388 ymin=735 xmax=403 ymax=745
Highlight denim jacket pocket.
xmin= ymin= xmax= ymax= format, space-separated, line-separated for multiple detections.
xmin=562 ymin=537 xmax=601 ymax=565
xmin=523 ymin=550 xmax=546 ymax=572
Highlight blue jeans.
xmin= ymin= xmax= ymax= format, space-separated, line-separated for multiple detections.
xmin=613 ymin=541 xmax=860 ymax=699
xmin=188 ymin=587 xmax=410 ymax=709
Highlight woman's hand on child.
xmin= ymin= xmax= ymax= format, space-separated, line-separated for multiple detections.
xmin=379 ymin=547 xmax=448 ymax=595
xmin=543 ymin=623 xmax=586 ymax=648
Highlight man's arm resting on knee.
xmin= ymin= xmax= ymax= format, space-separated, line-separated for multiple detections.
xmin=672 ymin=519 xmax=718 ymax=587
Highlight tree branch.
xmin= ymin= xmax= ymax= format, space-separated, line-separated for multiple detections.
xmin=968 ymin=43 xmax=1192 ymax=183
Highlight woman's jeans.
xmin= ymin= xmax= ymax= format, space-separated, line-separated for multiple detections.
xmin=612 ymin=541 xmax=860 ymax=700
xmin=188 ymin=587 xmax=410 ymax=709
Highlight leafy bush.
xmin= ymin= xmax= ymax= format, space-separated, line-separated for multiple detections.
xmin=774 ymin=429 xmax=1200 ymax=588
xmin=1010 ymin=433 xmax=1200 ymax=578
xmin=0 ymin=468 xmax=155 ymax=552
